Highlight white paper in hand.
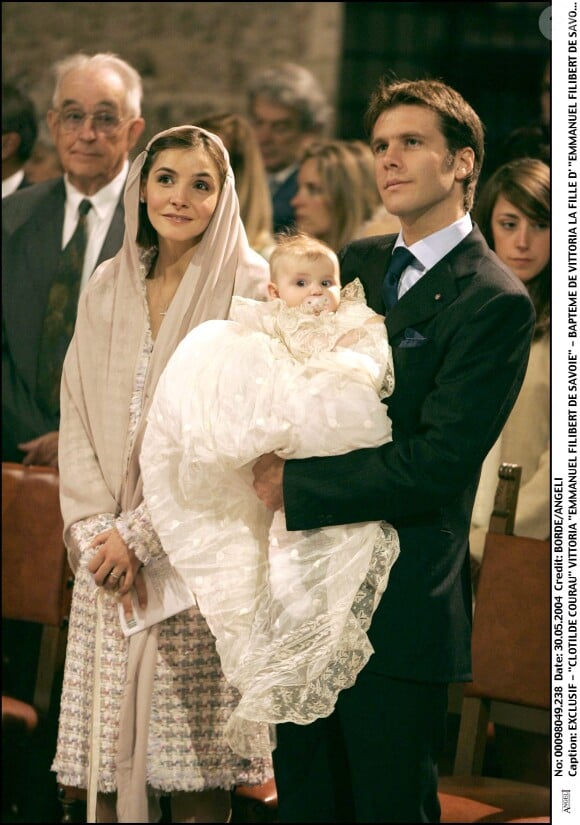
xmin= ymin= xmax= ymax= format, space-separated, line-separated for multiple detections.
xmin=118 ymin=553 xmax=196 ymax=637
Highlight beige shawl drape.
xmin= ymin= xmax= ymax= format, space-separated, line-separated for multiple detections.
xmin=58 ymin=126 xmax=270 ymax=821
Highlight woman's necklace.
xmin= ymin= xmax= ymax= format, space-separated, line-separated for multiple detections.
xmin=146 ymin=276 xmax=178 ymax=317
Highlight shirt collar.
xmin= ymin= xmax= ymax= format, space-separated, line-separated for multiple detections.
xmin=2 ymin=169 xmax=25 ymax=198
xmin=267 ymin=163 xmax=298 ymax=187
xmin=394 ymin=213 xmax=473 ymax=272
xmin=64 ymin=159 xmax=129 ymax=218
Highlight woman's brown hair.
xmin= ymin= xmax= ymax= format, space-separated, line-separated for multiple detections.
xmin=474 ymin=157 xmax=550 ymax=339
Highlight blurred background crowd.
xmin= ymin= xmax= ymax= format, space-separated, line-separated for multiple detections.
xmin=3 ymin=1 xmax=549 ymax=185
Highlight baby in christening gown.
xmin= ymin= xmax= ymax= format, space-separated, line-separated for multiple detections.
xmin=140 ymin=233 xmax=400 ymax=758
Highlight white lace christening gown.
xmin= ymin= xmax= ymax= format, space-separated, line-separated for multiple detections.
xmin=140 ymin=279 xmax=400 ymax=758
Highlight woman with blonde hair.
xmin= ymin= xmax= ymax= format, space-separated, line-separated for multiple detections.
xmin=291 ymin=139 xmax=384 ymax=252
xmin=345 ymin=140 xmax=400 ymax=238
xmin=197 ymin=111 xmax=275 ymax=259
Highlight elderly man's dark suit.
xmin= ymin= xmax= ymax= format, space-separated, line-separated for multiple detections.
xmin=16 ymin=174 xmax=34 ymax=191
xmin=273 ymin=226 xmax=536 ymax=822
xmin=2 ymin=177 xmax=125 ymax=462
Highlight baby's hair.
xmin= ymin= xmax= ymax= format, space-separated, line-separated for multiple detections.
xmin=270 ymin=231 xmax=340 ymax=284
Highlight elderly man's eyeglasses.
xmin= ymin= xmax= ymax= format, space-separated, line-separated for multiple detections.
xmin=57 ymin=109 xmax=126 ymax=135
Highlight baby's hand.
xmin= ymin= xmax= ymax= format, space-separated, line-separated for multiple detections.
xmin=335 ymin=315 xmax=384 ymax=348
xmin=334 ymin=328 xmax=361 ymax=348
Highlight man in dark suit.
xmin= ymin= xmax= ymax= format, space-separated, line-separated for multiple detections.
xmin=247 ymin=63 xmax=332 ymax=234
xmin=252 ymin=78 xmax=535 ymax=822
xmin=2 ymin=82 xmax=38 ymax=197
xmin=2 ymin=52 xmax=145 ymax=467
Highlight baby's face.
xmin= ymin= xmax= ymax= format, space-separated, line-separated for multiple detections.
xmin=270 ymin=254 xmax=341 ymax=315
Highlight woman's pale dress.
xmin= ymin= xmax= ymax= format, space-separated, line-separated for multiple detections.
xmin=52 ymin=279 xmax=272 ymax=793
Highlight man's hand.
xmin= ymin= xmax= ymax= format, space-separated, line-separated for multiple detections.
xmin=252 ymin=452 xmax=285 ymax=511
xmin=18 ymin=431 xmax=59 ymax=467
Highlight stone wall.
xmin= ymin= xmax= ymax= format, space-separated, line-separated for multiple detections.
xmin=2 ymin=2 xmax=344 ymax=146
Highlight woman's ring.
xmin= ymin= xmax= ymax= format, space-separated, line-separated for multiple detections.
xmin=109 ymin=572 xmax=121 ymax=580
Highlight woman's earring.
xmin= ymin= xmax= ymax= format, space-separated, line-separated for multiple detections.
xmin=140 ymin=196 xmax=146 ymax=203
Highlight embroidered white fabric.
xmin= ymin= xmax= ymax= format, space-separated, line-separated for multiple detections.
xmin=141 ymin=279 xmax=400 ymax=757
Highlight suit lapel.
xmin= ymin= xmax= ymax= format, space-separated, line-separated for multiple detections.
xmin=386 ymin=226 xmax=485 ymax=340
xmin=4 ymin=186 xmax=65 ymax=388
xmin=386 ymin=259 xmax=460 ymax=339
xmin=28 ymin=191 xmax=64 ymax=291
xmin=98 ymin=194 xmax=124 ymax=266
xmin=343 ymin=225 xmax=489 ymax=339
xmin=348 ymin=235 xmax=395 ymax=311
xmin=272 ymin=169 xmax=298 ymax=206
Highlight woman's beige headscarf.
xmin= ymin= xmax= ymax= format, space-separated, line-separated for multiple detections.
xmin=59 ymin=125 xmax=269 ymax=562
xmin=57 ymin=126 xmax=270 ymax=821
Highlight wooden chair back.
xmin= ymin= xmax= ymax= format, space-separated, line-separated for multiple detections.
xmin=438 ymin=463 xmax=550 ymax=822
xmin=2 ymin=461 xmax=73 ymax=717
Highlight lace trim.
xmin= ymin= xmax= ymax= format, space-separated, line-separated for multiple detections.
xmin=340 ymin=277 xmax=366 ymax=302
xmin=115 ymin=501 xmax=163 ymax=567
xmin=223 ymin=522 xmax=400 ymax=757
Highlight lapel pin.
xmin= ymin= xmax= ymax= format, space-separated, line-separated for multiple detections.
xmin=434 ymin=292 xmax=442 ymax=301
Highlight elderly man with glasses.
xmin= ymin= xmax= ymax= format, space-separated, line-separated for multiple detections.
xmin=2 ymin=52 xmax=145 ymax=467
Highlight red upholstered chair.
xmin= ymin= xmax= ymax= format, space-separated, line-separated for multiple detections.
xmin=232 ymin=777 xmax=278 ymax=822
xmin=2 ymin=695 xmax=39 ymax=734
xmin=2 ymin=462 xmax=73 ymax=715
xmin=438 ymin=463 xmax=550 ymax=822
xmin=2 ymin=462 xmax=73 ymax=820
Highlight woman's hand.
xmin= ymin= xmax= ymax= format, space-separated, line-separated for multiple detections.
xmin=88 ymin=528 xmax=148 ymax=610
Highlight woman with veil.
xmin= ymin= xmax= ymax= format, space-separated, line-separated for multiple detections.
xmin=51 ymin=125 xmax=273 ymax=823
